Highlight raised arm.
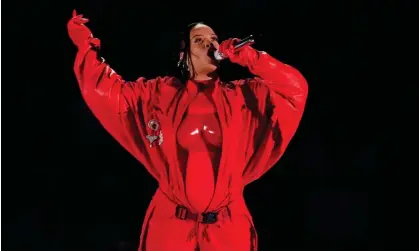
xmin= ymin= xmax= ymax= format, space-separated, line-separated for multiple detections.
xmin=67 ymin=10 xmax=168 ymax=181
xmin=218 ymin=38 xmax=308 ymax=184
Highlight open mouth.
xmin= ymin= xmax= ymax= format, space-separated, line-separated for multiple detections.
xmin=207 ymin=47 xmax=217 ymax=60
xmin=207 ymin=51 xmax=215 ymax=60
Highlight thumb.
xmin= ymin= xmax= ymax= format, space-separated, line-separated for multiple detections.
xmin=72 ymin=9 xmax=77 ymax=17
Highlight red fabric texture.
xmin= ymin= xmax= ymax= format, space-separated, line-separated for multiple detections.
xmin=68 ymin=11 xmax=308 ymax=251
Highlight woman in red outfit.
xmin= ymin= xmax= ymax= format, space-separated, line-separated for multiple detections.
xmin=68 ymin=10 xmax=308 ymax=251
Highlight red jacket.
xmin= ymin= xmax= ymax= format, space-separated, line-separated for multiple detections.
xmin=69 ymin=13 xmax=308 ymax=251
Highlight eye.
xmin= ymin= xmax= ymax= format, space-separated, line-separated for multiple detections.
xmin=194 ymin=38 xmax=203 ymax=43
xmin=211 ymin=37 xmax=218 ymax=42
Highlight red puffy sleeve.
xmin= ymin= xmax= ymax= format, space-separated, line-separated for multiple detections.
xmin=68 ymin=13 xmax=172 ymax=182
xmin=235 ymin=50 xmax=308 ymax=185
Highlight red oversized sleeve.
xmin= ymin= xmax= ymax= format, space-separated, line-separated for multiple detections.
xmin=237 ymin=50 xmax=308 ymax=185
xmin=70 ymin=25 xmax=170 ymax=182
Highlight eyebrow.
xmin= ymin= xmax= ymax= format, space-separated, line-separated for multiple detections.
xmin=191 ymin=34 xmax=217 ymax=39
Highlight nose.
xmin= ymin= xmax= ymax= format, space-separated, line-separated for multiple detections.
xmin=204 ymin=40 xmax=216 ymax=50
xmin=204 ymin=40 xmax=212 ymax=48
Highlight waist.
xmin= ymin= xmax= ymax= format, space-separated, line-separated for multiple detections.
xmin=153 ymin=188 xmax=246 ymax=215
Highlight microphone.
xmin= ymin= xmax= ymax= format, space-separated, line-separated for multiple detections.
xmin=214 ymin=35 xmax=255 ymax=61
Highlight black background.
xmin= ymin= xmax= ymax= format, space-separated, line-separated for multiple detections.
xmin=4 ymin=0 xmax=411 ymax=250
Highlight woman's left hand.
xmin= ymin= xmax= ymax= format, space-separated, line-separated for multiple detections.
xmin=218 ymin=38 xmax=254 ymax=66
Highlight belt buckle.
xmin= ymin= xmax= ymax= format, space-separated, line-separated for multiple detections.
xmin=201 ymin=212 xmax=218 ymax=224
xmin=175 ymin=205 xmax=188 ymax=220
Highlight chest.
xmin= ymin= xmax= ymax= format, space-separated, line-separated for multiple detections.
xmin=144 ymin=85 xmax=243 ymax=147
xmin=187 ymin=92 xmax=217 ymax=114
xmin=176 ymin=92 xmax=222 ymax=149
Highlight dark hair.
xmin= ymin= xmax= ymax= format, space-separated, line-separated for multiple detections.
xmin=165 ymin=22 xmax=230 ymax=83
xmin=175 ymin=22 xmax=205 ymax=82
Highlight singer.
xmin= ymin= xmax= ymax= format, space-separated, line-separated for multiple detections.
xmin=68 ymin=10 xmax=308 ymax=251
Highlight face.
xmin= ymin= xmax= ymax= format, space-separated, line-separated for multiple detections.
xmin=186 ymin=24 xmax=220 ymax=78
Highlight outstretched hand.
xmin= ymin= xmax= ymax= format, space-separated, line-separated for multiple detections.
xmin=67 ymin=10 xmax=95 ymax=48
xmin=71 ymin=10 xmax=90 ymax=25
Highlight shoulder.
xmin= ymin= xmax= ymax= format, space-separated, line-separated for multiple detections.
xmin=133 ymin=76 xmax=184 ymax=89
xmin=230 ymin=78 xmax=268 ymax=93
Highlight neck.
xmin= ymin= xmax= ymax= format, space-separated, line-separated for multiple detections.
xmin=192 ymin=71 xmax=218 ymax=81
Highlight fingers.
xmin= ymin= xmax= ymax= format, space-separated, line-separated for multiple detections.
xmin=77 ymin=17 xmax=89 ymax=24
xmin=71 ymin=9 xmax=89 ymax=25
xmin=225 ymin=38 xmax=236 ymax=50
xmin=73 ymin=17 xmax=89 ymax=25
xmin=219 ymin=38 xmax=237 ymax=56
xmin=226 ymin=38 xmax=239 ymax=49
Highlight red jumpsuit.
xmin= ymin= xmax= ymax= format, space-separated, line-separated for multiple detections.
xmin=68 ymin=12 xmax=308 ymax=251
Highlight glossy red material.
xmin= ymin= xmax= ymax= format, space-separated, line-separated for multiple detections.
xmin=68 ymin=11 xmax=308 ymax=251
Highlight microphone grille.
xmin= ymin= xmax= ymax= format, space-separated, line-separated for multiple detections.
xmin=213 ymin=51 xmax=224 ymax=61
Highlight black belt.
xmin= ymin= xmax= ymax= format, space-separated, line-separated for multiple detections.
xmin=175 ymin=205 xmax=220 ymax=224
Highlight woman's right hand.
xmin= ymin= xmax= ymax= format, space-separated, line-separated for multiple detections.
xmin=67 ymin=10 xmax=94 ymax=48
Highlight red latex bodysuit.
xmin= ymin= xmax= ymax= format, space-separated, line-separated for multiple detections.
xmin=68 ymin=12 xmax=308 ymax=251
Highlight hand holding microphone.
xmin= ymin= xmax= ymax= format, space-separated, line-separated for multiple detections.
xmin=214 ymin=35 xmax=255 ymax=61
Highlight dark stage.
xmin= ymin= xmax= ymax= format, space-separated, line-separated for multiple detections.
xmin=4 ymin=0 xmax=396 ymax=250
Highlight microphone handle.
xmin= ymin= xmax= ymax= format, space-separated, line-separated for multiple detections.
xmin=234 ymin=35 xmax=255 ymax=49
xmin=214 ymin=35 xmax=255 ymax=60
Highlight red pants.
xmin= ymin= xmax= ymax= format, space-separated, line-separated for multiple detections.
xmin=139 ymin=189 xmax=257 ymax=251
